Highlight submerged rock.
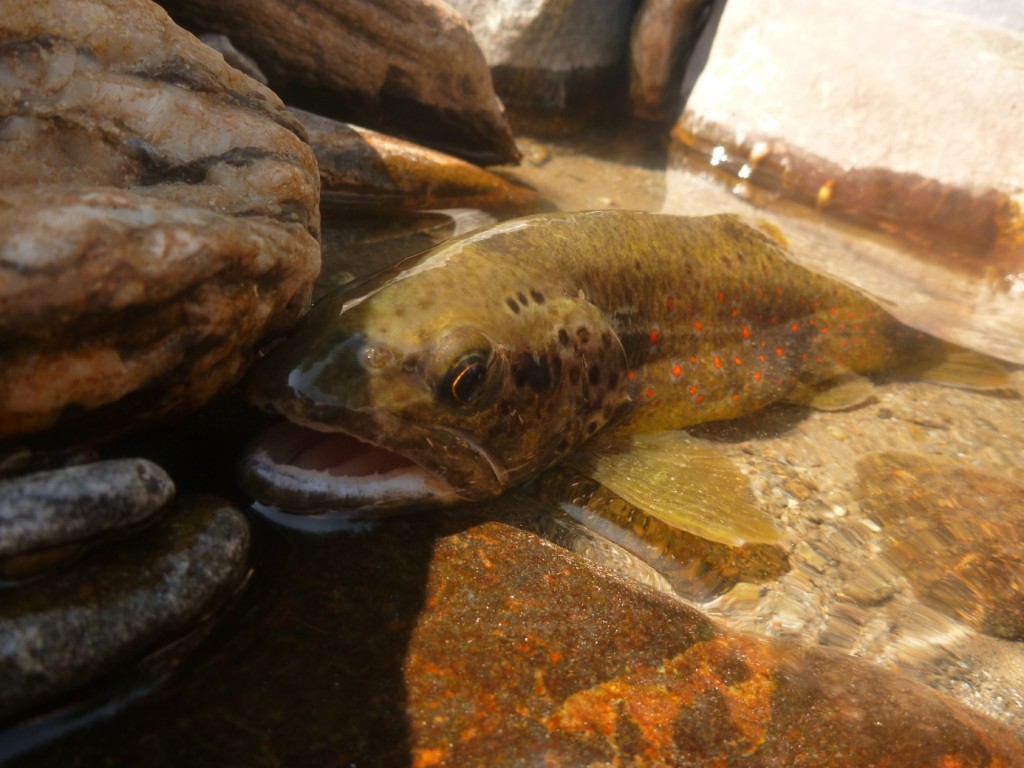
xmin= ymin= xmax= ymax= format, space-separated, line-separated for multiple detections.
xmin=449 ymin=0 xmax=637 ymax=127
xmin=856 ymin=451 xmax=1024 ymax=642
xmin=158 ymin=0 xmax=520 ymax=165
xmin=0 ymin=496 xmax=250 ymax=720
xmin=13 ymin=504 xmax=1023 ymax=765
xmin=0 ymin=0 xmax=320 ymax=441
xmin=664 ymin=0 xmax=1024 ymax=363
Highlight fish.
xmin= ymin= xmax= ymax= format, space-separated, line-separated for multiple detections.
xmin=239 ymin=211 xmax=1011 ymax=545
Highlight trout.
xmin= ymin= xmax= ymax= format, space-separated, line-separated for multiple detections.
xmin=240 ymin=211 xmax=1007 ymax=544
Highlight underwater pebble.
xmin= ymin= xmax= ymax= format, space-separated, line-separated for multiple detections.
xmin=0 ymin=496 xmax=250 ymax=718
xmin=0 ymin=459 xmax=174 ymax=559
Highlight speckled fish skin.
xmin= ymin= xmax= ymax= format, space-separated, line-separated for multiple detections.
xmin=246 ymin=210 xmax=923 ymax=502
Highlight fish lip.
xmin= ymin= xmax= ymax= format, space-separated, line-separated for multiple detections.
xmin=237 ymin=407 xmax=503 ymax=515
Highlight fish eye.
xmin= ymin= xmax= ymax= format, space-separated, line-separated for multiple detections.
xmin=440 ymin=352 xmax=491 ymax=406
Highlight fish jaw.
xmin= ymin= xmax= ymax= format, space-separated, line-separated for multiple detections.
xmin=237 ymin=404 xmax=508 ymax=515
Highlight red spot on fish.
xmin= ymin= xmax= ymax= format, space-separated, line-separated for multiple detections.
xmin=819 ymin=327 xmax=829 ymax=334
xmin=742 ymin=326 xmax=750 ymax=339
xmin=753 ymin=371 xmax=762 ymax=382
xmin=645 ymin=387 xmax=655 ymax=399
xmin=840 ymin=340 xmax=849 ymax=348
xmin=627 ymin=370 xmax=636 ymax=381
xmin=717 ymin=291 xmax=726 ymax=303
xmin=671 ymin=363 xmax=682 ymax=378
xmin=775 ymin=347 xmax=784 ymax=357
xmin=654 ymin=400 xmax=662 ymax=408
xmin=734 ymin=357 xmax=743 ymax=366
xmin=847 ymin=310 xmax=856 ymax=319
xmin=690 ymin=355 xmax=697 ymax=364
xmin=730 ymin=308 xmax=739 ymax=318
xmin=776 ymin=287 xmax=784 ymax=296
xmin=790 ymin=322 xmax=799 ymax=332
xmin=830 ymin=307 xmax=838 ymax=315
xmin=666 ymin=296 xmax=674 ymax=311
xmin=758 ymin=354 xmax=766 ymax=362
xmin=649 ymin=328 xmax=660 ymax=345
xmin=770 ymin=316 xmax=778 ymax=324
xmin=696 ymin=394 xmax=705 ymax=404
xmin=731 ymin=393 xmax=741 ymax=402
xmin=693 ymin=319 xmax=702 ymax=333
xmin=757 ymin=287 xmax=766 ymax=298
xmin=713 ymin=356 xmax=722 ymax=369
xmin=688 ymin=385 xmax=698 ymax=395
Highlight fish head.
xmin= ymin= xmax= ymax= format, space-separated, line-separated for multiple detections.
xmin=240 ymin=257 xmax=629 ymax=515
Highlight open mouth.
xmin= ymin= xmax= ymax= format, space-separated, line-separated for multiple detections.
xmin=238 ymin=420 xmax=463 ymax=515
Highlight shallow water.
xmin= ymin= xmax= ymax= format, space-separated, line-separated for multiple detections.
xmin=3 ymin=121 xmax=1023 ymax=764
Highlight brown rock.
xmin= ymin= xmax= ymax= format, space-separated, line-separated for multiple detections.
xmin=629 ymin=0 xmax=709 ymax=120
xmin=157 ymin=0 xmax=520 ymax=165
xmin=293 ymin=108 xmax=538 ymax=214
xmin=0 ymin=0 xmax=320 ymax=441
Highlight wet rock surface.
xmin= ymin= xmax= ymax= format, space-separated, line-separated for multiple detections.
xmin=8 ymin=506 xmax=1023 ymax=766
xmin=158 ymin=0 xmax=519 ymax=165
xmin=665 ymin=0 xmax=1024 ymax=364
xmin=0 ymin=0 xmax=320 ymax=441
xmin=0 ymin=496 xmax=250 ymax=721
xmin=294 ymin=108 xmax=538 ymax=215
xmin=0 ymin=458 xmax=173 ymax=561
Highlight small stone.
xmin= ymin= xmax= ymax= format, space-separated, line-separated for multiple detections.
xmin=0 ymin=496 xmax=250 ymax=719
xmin=0 ymin=458 xmax=174 ymax=559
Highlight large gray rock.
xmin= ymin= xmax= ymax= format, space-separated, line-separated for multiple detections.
xmin=449 ymin=0 xmax=637 ymax=120
xmin=0 ymin=0 xmax=320 ymax=441
xmin=665 ymin=0 xmax=1024 ymax=363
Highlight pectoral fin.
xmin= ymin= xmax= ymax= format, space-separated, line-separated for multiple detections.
xmin=571 ymin=431 xmax=780 ymax=547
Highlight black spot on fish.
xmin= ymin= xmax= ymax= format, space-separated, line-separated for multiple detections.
xmin=586 ymin=421 xmax=598 ymax=435
xmin=558 ymin=328 xmax=570 ymax=347
xmin=569 ymin=365 xmax=581 ymax=385
xmin=512 ymin=352 xmax=552 ymax=394
xmin=531 ymin=290 xmax=545 ymax=304
xmin=556 ymin=439 xmax=570 ymax=454
xmin=518 ymin=291 xmax=528 ymax=305
xmin=576 ymin=327 xmax=591 ymax=345
xmin=607 ymin=371 xmax=619 ymax=390
xmin=507 ymin=298 xmax=520 ymax=314
xmin=601 ymin=331 xmax=612 ymax=350
xmin=588 ymin=365 xmax=602 ymax=386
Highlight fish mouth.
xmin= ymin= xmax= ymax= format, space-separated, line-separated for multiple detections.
xmin=238 ymin=417 xmax=486 ymax=516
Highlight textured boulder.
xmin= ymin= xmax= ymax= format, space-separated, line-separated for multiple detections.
xmin=0 ymin=0 xmax=320 ymax=441
xmin=157 ymin=0 xmax=520 ymax=165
